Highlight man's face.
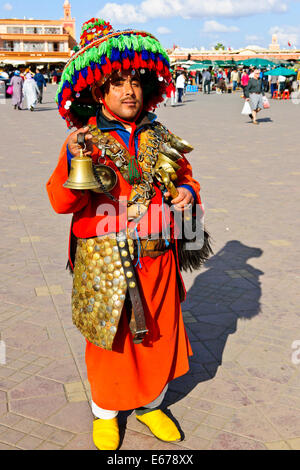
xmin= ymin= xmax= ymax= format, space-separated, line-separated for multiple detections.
xmin=102 ymin=70 xmax=143 ymax=121
xmin=254 ymin=71 xmax=260 ymax=79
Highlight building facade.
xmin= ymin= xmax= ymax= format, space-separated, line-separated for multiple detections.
xmin=168 ymin=35 xmax=300 ymax=63
xmin=0 ymin=0 xmax=76 ymax=67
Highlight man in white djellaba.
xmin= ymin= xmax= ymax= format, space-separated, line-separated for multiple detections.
xmin=23 ymin=73 xmax=40 ymax=111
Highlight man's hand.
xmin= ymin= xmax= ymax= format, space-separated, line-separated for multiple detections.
xmin=67 ymin=126 xmax=94 ymax=158
xmin=164 ymin=187 xmax=193 ymax=212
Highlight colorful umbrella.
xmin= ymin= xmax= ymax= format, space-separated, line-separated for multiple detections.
xmin=237 ymin=58 xmax=276 ymax=68
xmin=264 ymin=67 xmax=296 ymax=76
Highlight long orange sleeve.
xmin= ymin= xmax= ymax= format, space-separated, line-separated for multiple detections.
xmin=46 ymin=138 xmax=91 ymax=215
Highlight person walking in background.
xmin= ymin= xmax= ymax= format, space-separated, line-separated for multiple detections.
xmin=23 ymin=73 xmax=39 ymax=111
xmin=176 ymin=72 xmax=186 ymax=103
xmin=269 ymin=74 xmax=278 ymax=98
xmin=9 ymin=70 xmax=23 ymax=110
xmin=231 ymin=69 xmax=239 ymax=92
xmin=202 ymin=68 xmax=212 ymax=94
xmin=34 ymin=70 xmax=47 ymax=104
xmin=164 ymin=77 xmax=176 ymax=107
xmin=241 ymin=69 xmax=250 ymax=93
xmin=244 ymin=69 xmax=265 ymax=125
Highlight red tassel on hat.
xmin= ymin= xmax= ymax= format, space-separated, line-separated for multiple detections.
xmin=132 ymin=53 xmax=141 ymax=70
xmin=94 ymin=67 xmax=102 ymax=82
xmin=123 ymin=57 xmax=131 ymax=70
xmin=86 ymin=67 xmax=94 ymax=85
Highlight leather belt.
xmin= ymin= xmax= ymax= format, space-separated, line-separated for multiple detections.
xmin=116 ymin=232 xmax=148 ymax=344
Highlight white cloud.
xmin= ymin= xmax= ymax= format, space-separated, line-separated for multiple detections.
xmin=97 ymin=3 xmax=147 ymax=24
xmin=98 ymin=0 xmax=289 ymax=24
xmin=203 ymin=20 xmax=239 ymax=33
xmin=269 ymin=25 xmax=300 ymax=46
xmin=3 ymin=2 xmax=13 ymax=10
xmin=157 ymin=26 xmax=171 ymax=34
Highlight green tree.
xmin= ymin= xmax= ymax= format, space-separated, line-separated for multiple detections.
xmin=214 ymin=43 xmax=225 ymax=50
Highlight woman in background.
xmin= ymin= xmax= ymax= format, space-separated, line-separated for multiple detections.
xmin=9 ymin=70 xmax=23 ymax=110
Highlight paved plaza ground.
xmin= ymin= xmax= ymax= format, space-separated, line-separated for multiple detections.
xmin=0 ymin=85 xmax=299 ymax=450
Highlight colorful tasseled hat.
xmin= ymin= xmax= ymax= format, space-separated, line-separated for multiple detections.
xmin=56 ymin=18 xmax=172 ymax=129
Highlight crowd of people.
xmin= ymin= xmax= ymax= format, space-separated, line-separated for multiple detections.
xmin=0 ymin=66 xmax=65 ymax=111
xmin=166 ymin=65 xmax=300 ymax=104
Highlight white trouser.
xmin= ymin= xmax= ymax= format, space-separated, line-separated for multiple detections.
xmin=92 ymin=385 xmax=168 ymax=420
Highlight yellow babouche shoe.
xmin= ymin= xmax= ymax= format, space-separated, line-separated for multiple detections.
xmin=93 ymin=417 xmax=120 ymax=450
xmin=136 ymin=410 xmax=181 ymax=442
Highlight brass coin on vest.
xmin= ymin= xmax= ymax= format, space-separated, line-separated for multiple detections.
xmin=107 ymin=264 xmax=114 ymax=273
xmin=93 ymin=253 xmax=100 ymax=261
xmin=114 ymin=270 xmax=121 ymax=278
xmin=112 ymin=253 xmax=119 ymax=262
xmin=112 ymin=309 xmax=119 ymax=318
xmin=114 ymin=260 xmax=122 ymax=268
xmin=121 ymin=250 xmax=128 ymax=257
xmin=106 ymin=247 xmax=113 ymax=256
xmin=113 ymin=246 xmax=119 ymax=253
xmin=87 ymin=239 xmax=95 ymax=246
xmin=87 ymin=246 xmax=93 ymax=254
xmin=126 ymin=271 xmax=133 ymax=278
xmin=106 ymin=273 xmax=114 ymax=281
xmin=129 ymin=281 xmax=136 ymax=288
xmin=104 ymin=256 xmax=112 ymax=264
xmin=124 ymin=261 xmax=130 ymax=268
xmin=107 ymin=289 xmax=114 ymax=297
xmin=104 ymin=241 xmax=110 ymax=248
xmin=97 ymin=259 xmax=104 ymax=267
xmin=106 ymin=281 xmax=113 ymax=288
xmin=101 ymin=265 xmax=108 ymax=273
xmin=119 ymin=241 xmax=125 ymax=248
xmin=94 ymin=284 xmax=101 ymax=292
xmin=114 ymin=300 xmax=122 ymax=308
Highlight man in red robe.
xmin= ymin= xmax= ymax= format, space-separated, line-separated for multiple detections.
xmin=47 ymin=18 xmax=205 ymax=450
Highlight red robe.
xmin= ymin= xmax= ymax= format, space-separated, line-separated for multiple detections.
xmin=46 ymin=116 xmax=202 ymax=410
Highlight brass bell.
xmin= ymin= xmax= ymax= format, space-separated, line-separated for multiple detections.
xmin=168 ymin=133 xmax=194 ymax=154
xmin=63 ymin=149 xmax=100 ymax=190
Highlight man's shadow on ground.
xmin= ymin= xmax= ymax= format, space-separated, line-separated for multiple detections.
xmin=119 ymin=240 xmax=263 ymax=443
xmin=166 ymin=239 xmax=263 ymax=402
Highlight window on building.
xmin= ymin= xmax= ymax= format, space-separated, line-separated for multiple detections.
xmin=48 ymin=42 xmax=64 ymax=52
xmin=3 ymin=41 xmax=21 ymax=51
xmin=7 ymin=27 xmax=24 ymax=34
xmin=25 ymin=27 xmax=43 ymax=34
xmin=44 ymin=27 xmax=61 ymax=35
xmin=23 ymin=42 xmax=45 ymax=52
xmin=3 ymin=41 xmax=13 ymax=51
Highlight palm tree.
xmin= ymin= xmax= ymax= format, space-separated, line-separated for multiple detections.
xmin=214 ymin=43 xmax=225 ymax=51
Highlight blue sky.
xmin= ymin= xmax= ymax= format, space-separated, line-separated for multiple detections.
xmin=2 ymin=0 xmax=300 ymax=50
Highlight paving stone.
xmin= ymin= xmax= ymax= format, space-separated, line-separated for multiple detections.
xmin=10 ymin=395 xmax=67 ymax=421
xmin=265 ymin=441 xmax=291 ymax=450
xmin=17 ymin=435 xmax=43 ymax=450
xmin=0 ymin=428 xmax=26 ymax=445
xmin=210 ymin=431 xmax=267 ymax=450
xmin=46 ymin=402 xmax=93 ymax=433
